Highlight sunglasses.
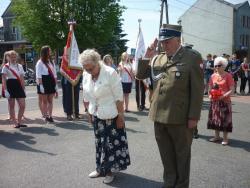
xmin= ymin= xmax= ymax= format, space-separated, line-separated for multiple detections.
xmin=215 ymin=64 xmax=222 ymax=68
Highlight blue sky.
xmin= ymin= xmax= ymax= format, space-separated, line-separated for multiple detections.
xmin=0 ymin=0 xmax=247 ymax=50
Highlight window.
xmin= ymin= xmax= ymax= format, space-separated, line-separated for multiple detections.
xmin=246 ymin=35 xmax=249 ymax=47
xmin=12 ymin=26 xmax=16 ymax=34
xmin=241 ymin=15 xmax=250 ymax=28
xmin=240 ymin=35 xmax=245 ymax=46
xmin=248 ymin=16 xmax=250 ymax=28
xmin=240 ymin=35 xmax=250 ymax=47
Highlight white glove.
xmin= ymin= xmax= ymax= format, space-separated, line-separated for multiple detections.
xmin=4 ymin=90 xmax=10 ymax=98
xmin=55 ymin=85 xmax=58 ymax=91
xmin=39 ymin=84 xmax=45 ymax=93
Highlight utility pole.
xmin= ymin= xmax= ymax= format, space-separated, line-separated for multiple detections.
xmin=159 ymin=0 xmax=169 ymax=32
xmin=158 ymin=0 xmax=169 ymax=53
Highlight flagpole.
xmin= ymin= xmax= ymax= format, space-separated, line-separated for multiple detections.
xmin=137 ymin=19 xmax=141 ymax=111
xmin=68 ymin=20 xmax=76 ymax=120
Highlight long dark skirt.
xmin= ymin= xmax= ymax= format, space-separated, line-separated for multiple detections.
xmin=7 ymin=79 xmax=26 ymax=98
xmin=93 ymin=116 xmax=130 ymax=176
xmin=207 ymin=100 xmax=233 ymax=132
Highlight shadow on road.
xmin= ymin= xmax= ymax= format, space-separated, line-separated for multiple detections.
xmin=55 ymin=121 xmax=93 ymax=131
xmin=198 ymin=134 xmax=250 ymax=152
xmin=125 ymin=116 xmax=139 ymax=122
xmin=0 ymin=130 xmax=56 ymax=155
xmin=125 ymin=127 xmax=146 ymax=134
xmin=108 ymin=172 xmax=162 ymax=188
xmin=202 ymin=101 xmax=210 ymax=111
xmin=130 ymin=111 xmax=149 ymax=116
xmin=20 ymin=127 xmax=59 ymax=136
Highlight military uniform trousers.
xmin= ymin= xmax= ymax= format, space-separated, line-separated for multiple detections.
xmin=154 ymin=122 xmax=193 ymax=188
xmin=61 ymin=77 xmax=80 ymax=116
xmin=135 ymin=79 xmax=146 ymax=109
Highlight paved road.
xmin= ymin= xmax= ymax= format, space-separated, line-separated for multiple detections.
xmin=0 ymin=87 xmax=250 ymax=188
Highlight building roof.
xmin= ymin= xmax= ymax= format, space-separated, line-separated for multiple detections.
xmin=216 ymin=0 xmax=234 ymax=7
xmin=234 ymin=1 xmax=250 ymax=9
xmin=1 ymin=2 xmax=12 ymax=18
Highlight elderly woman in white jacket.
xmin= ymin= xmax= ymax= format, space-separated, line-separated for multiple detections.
xmin=79 ymin=49 xmax=130 ymax=184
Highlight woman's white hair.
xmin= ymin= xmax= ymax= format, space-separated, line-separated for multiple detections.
xmin=78 ymin=49 xmax=101 ymax=65
xmin=214 ymin=56 xmax=228 ymax=68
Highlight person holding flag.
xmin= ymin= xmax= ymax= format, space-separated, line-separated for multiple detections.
xmin=133 ymin=19 xmax=149 ymax=111
xmin=36 ymin=46 xmax=58 ymax=123
xmin=60 ymin=21 xmax=83 ymax=120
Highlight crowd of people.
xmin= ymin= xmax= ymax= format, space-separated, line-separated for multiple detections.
xmin=204 ymin=53 xmax=250 ymax=95
xmin=0 ymin=23 xmax=249 ymax=187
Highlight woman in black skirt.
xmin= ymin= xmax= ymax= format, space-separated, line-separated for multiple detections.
xmin=1 ymin=50 xmax=27 ymax=128
xmin=36 ymin=46 xmax=58 ymax=123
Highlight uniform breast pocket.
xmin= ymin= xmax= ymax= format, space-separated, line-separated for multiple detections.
xmin=170 ymin=68 xmax=188 ymax=89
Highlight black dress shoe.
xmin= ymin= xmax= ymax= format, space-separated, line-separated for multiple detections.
xmin=46 ymin=117 xmax=54 ymax=123
xmin=18 ymin=124 xmax=28 ymax=128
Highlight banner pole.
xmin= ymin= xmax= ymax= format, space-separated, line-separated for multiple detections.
xmin=72 ymin=85 xmax=75 ymax=120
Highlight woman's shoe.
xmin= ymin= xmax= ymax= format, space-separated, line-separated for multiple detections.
xmin=18 ymin=124 xmax=28 ymax=128
xmin=209 ymin=137 xmax=221 ymax=142
xmin=222 ymin=141 xmax=229 ymax=146
xmin=103 ymin=174 xmax=114 ymax=184
xmin=88 ymin=170 xmax=100 ymax=178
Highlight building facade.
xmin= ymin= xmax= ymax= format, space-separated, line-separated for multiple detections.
xmin=0 ymin=2 xmax=35 ymax=67
xmin=234 ymin=1 xmax=250 ymax=50
xmin=178 ymin=0 xmax=250 ymax=58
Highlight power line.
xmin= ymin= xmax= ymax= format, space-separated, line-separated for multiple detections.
xmin=124 ymin=7 xmax=160 ymax=12
xmin=173 ymin=0 xmax=233 ymax=20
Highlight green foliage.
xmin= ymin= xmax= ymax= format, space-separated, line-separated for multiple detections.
xmin=11 ymin=0 xmax=127 ymax=53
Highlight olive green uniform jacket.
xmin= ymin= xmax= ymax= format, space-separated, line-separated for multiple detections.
xmin=137 ymin=46 xmax=204 ymax=125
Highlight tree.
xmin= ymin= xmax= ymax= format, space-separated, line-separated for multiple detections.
xmin=11 ymin=0 xmax=127 ymax=53
xmin=97 ymin=19 xmax=128 ymax=64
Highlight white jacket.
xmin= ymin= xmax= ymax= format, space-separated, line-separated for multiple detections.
xmin=82 ymin=63 xmax=123 ymax=119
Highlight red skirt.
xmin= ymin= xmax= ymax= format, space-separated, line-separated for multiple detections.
xmin=207 ymin=100 xmax=233 ymax=132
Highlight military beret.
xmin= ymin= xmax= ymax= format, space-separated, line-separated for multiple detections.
xmin=159 ymin=24 xmax=182 ymax=41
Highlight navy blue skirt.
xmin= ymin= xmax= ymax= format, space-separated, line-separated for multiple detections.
xmin=37 ymin=75 xmax=56 ymax=94
xmin=93 ymin=116 xmax=130 ymax=176
xmin=6 ymin=79 xmax=26 ymax=98
xmin=122 ymin=82 xmax=132 ymax=94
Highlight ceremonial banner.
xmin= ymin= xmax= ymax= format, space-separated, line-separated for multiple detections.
xmin=60 ymin=27 xmax=83 ymax=86
xmin=133 ymin=27 xmax=146 ymax=74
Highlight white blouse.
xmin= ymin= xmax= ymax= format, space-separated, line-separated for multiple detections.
xmin=82 ymin=63 xmax=123 ymax=119
xmin=36 ymin=60 xmax=57 ymax=79
xmin=1 ymin=63 xmax=25 ymax=79
xmin=118 ymin=62 xmax=133 ymax=83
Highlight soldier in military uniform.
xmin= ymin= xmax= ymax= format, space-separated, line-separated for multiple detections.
xmin=137 ymin=24 xmax=204 ymax=188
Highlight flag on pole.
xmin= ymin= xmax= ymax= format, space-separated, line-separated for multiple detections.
xmin=60 ymin=24 xmax=83 ymax=86
xmin=133 ymin=26 xmax=146 ymax=74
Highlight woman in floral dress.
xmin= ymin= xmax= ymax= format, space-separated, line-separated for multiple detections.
xmin=207 ymin=57 xmax=234 ymax=145
xmin=79 ymin=49 xmax=130 ymax=184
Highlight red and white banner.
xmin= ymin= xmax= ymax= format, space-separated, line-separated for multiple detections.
xmin=60 ymin=25 xmax=83 ymax=86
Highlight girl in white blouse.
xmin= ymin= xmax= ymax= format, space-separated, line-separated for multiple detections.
xmin=117 ymin=52 xmax=134 ymax=112
xmin=1 ymin=50 xmax=27 ymax=128
xmin=80 ymin=49 xmax=130 ymax=184
xmin=36 ymin=46 xmax=58 ymax=123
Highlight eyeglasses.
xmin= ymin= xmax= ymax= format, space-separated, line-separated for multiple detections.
xmin=215 ymin=64 xmax=222 ymax=68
